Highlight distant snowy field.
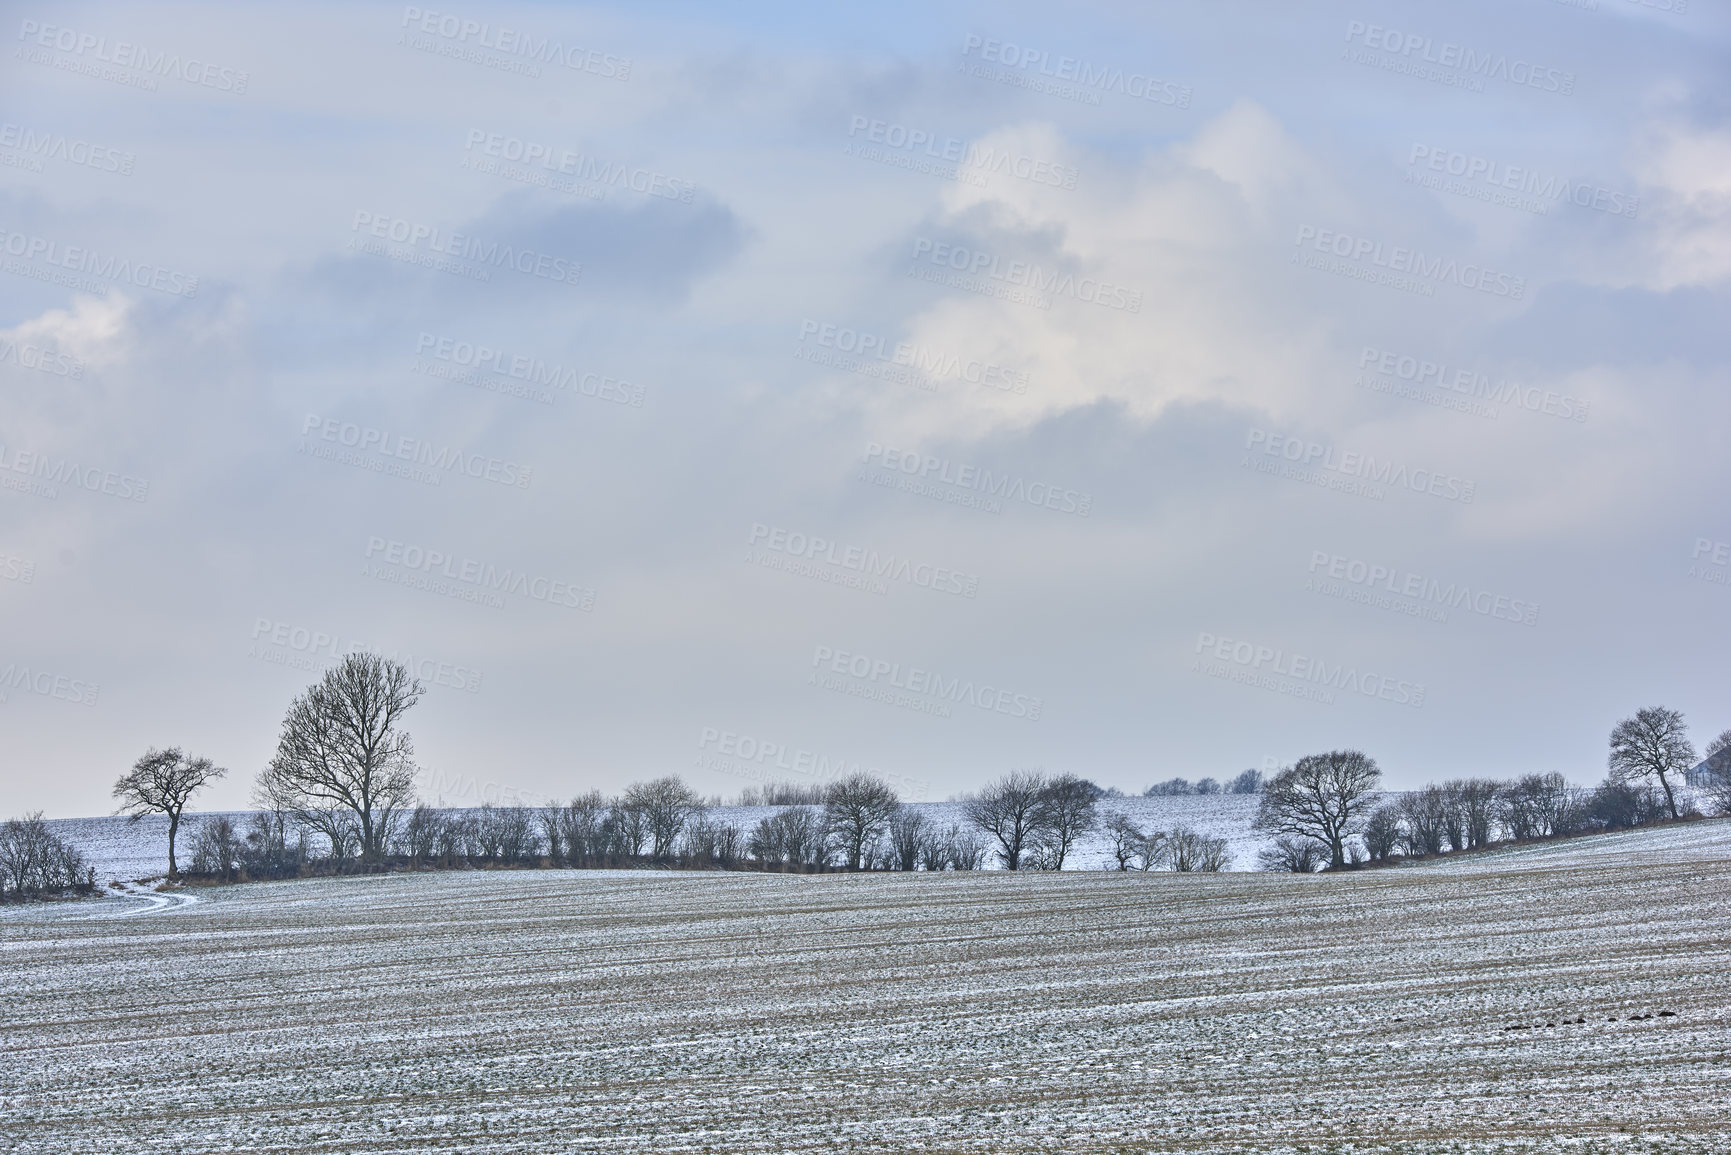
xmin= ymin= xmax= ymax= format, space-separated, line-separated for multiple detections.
xmin=49 ymin=795 xmax=1269 ymax=882
xmin=4 ymin=820 xmax=1729 ymax=1153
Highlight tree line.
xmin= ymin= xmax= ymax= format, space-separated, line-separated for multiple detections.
xmin=1252 ymin=707 xmax=1728 ymax=872
xmin=0 ymin=814 xmax=94 ymax=902
xmin=8 ymin=654 xmax=1727 ymax=898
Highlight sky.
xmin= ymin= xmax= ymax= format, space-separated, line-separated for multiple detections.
xmin=1 ymin=0 xmax=1728 ymax=817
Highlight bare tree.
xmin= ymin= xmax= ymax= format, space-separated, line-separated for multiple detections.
xmin=398 ymin=804 xmax=445 ymax=864
xmin=255 ymin=653 xmax=423 ymax=865
xmin=240 ymin=809 xmax=303 ymax=879
xmin=189 ymin=815 xmax=242 ymax=881
xmin=537 ymin=804 xmax=565 ymax=864
xmin=1362 ymin=802 xmax=1401 ymax=861
xmin=556 ymin=791 xmax=608 ymax=862
xmin=1165 ymin=827 xmax=1231 ymax=872
xmin=1608 ymin=706 xmax=1696 ymax=820
xmin=623 ymin=777 xmax=706 ymax=860
xmin=748 ymin=806 xmax=829 ymax=868
xmin=1497 ymin=772 xmax=1581 ymax=839
xmin=1451 ymin=778 xmax=1501 ymax=848
xmin=1137 ymin=828 xmax=1170 ymax=871
xmin=1399 ymin=787 xmax=1449 ymax=856
xmin=1257 ymin=836 xmax=1326 ymax=873
xmin=944 ymin=824 xmax=987 ymax=871
xmin=887 ymin=807 xmax=928 ymax=871
xmin=0 ymin=814 xmax=91 ymax=901
xmin=1033 ymin=774 xmax=1098 ymax=869
xmin=1253 ymin=750 xmax=1381 ymax=869
xmin=823 ymin=773 xmax=901 ymax=870
xmin=1226 ymin=769 xmax=1264 ymax=794
xmin=605 ymin=799 xmax=650 ymax=858
xmin=963 ymin=770 xmax=1050 ymax=870
xmin=112 ymin=747 xmax=227 ymax=879
xmin=1101 ymin=811 xmax=1144 ymax=871
xmin=1702 ymin=730 xmax=1731 ymax=816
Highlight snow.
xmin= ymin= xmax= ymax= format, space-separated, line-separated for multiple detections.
xmin=2 ymin=819 xmax=1728 ymax=1152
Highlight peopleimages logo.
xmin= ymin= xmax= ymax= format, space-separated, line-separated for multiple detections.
xmin=862 ymin=444 xmax=1092 ymax=516
xmin=1342 ymin=20 xmax=1575 ymax=96
xmin=1689 ymin=537 xmax=1731 ymax=590
xmin=0 ymin=661 xmax=100 ymax=707
xmin=413 ymin=332 xmax=645 ymax=406
xmin=363 ymin=537 xmax=595 ymax=611
xmin=0 ymin=442 xmax=149 ymax=503
xmin=1244 ymin=428 xmax=1475 ymax=504
xmin=747 ymin=524 xmax=980 ymax=598
xmin=301 ymin=415 xmax=533 ymax=488
xmin=399 ymin=7 xmax=631 ymax=79
xmin=462 ymin=130 xmax=696 ymax=202
xmin=1358 ymin=346 xmax=1587 ymax=423
xmin=0 ymin=338 xmax=83 ymax=378
xmin=248 ymin=618 xmax=483 ymax=692
xmin=1307 ymin=551 xmax=1540 ymax=627
xmin=1406 ymin=145 xmax=1636 ymax=220
xmin=0 ymin=121 xmax=134 ymax=175
xmin=350 ymin=211 xmax=581 ymax=286
xmin=0 ymin=550 xmax=35 ymax=584
xmin=959 ymin=34 xmax=1191 ymax=108
xmin=1294 ymin=224 xmax=1526 ymax=300
xmin=15 ymin=19 xmax=250 ymax=93
xmin=0 ymin=227 xmax=199 ymax=298
xmin=909 ymin=237 xmax=1143 ymax=313
xmin=811 ymin=645 xmax=1044 ymax=721
xmin=696 ymin=726 xmax=929 ymax=801
xmin=1193 ymin=632 xmax=1425 ymax=709
xmin=846 ymin=116 xmax=1080 ymax=189
xmin=796 ymin=319 xmax=1029 ymax=394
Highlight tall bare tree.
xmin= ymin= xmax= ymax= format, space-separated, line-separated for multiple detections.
xmin=1451 ymin=778 xmax=1501 ymax=848
xmin=1399 ymin=787 xmax=1449 ymax=856
xmin=1032 ymin=774 xmax=1098 ymax=869
xmin=255 ymin=652 xmax=423 ymax=865
xmin=1253 ymin=750 xmax=1381 ymax=869
xmin=622 ymin=776 xmax=706 ymax=860
xmin=1362 ymin=802 xmax=1401 ymax=861
xmin=112 ymin=747 xmax=227 ymax=879
xmin=963 ymin=770 xmax=1050 ymax=870
xmin=887 ymin=806 xmax=929 ymax=871
xmin=1702 ymin=730 xmax=1731 ymax=816
xmin=1101 ymin=811 xmax=1144 ymax=871
xmin=1607 ymin=706 xmax=1695 ymax=820
xmin=823 ymin=773 xmax=902 ymax=870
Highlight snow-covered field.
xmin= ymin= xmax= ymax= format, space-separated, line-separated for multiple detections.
xmin=49 ymin=795 xmax=1268 ymax=882
xmin=3 ymin=821 xmax=1728 ymax=1153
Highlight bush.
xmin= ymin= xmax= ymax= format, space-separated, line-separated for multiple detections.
xmin=1226 ymin=769 xmax=1264 ymax=794
xmin=1257 ymin=836 xmax=1327 ymax=873
xmin=188 ymin=815 xmax=242 ymax=881
xmin=1162 ymin=826 xmax=1231 ymax=872
xmin=1587 ymin=778 xmax=1671 ymax=831
xmin=747 ymin=806 xmax=830 ymax=868
xmin=0 ymin=814 xmax=94 ymax=902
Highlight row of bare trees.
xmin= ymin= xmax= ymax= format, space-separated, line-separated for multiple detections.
xmin=1250 ymin=707 xmax=1729 ymax=872
xmin=94 ymin=651 xmax=1731 ymax=885
xmin=0 ymin=814 xmax=94 ymax=902
xmin=1101 ymin=815 xmax=1232 ymax=871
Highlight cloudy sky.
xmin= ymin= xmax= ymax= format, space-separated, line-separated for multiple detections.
xmin=2 ymin=0 xmax=1728 ymax=817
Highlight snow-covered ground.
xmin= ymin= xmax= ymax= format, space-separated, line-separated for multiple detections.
xmin=48 ymin=795 xmax=1269 ymax=882
xmin=3 ymin=819 xmax=1728 ymax=1153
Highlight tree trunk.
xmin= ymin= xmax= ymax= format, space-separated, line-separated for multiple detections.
xmin=167 ymin=810 xmax=180 ymax=879
xmin=1657 ymin=773 xmax=1679 ymax=820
